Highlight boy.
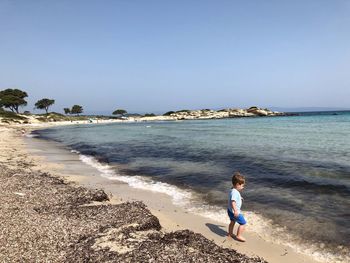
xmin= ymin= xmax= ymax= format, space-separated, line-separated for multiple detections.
xmin=227 ymin=172 xmax=247 ymax=242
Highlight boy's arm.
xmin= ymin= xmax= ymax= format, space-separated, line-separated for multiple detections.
xmin=231 ymin=200 xmax=239 ymax=218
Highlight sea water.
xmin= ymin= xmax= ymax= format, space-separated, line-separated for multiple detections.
xmin=34 ymin=111 xmax=350 ymax=262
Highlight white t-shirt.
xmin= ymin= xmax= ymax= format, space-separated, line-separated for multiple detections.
xmin=228 ymin=188 xmax=242 ymax=213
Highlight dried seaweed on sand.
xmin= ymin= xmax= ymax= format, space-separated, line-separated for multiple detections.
xmin=0 ymin=165 xmax=267 ymax=262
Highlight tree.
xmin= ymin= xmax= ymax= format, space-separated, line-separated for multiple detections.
xmin=163 ymin=111 xmax=175 ymax=116
xmin=112 ymin=109 xmax=127 ymax=116
xmin=34 ymin=98 xmax=55 ymax=114
xmin=0 ymin=88 xmax=28 ymax=113
xmin=63 ymin=108 xmax=71 ymax=115
xmin=71 ymin=105 xmax=83 ymax=116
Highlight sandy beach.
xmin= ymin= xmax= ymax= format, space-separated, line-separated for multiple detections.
xmin=0 ymin=123 xmax=318 ymax=263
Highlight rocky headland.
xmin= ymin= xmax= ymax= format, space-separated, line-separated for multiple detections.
xmin=0 ymin=107 xmax=284 ymax=125
xmin=140 ymin=107 xmax=284 ymax=121
xmin=174 ymin=107 xmax=284 ymax=119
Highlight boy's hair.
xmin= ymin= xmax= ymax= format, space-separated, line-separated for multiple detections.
xmin=232 ymin=172 xmax=245 ymax=185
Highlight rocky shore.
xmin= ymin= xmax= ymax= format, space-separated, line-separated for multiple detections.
xmin=139 ymin=107 xmax=284 ymax=121
xmin=0 ymin=107 xmax=284 ymax=125
xmin=0 ymin=127 xmax=267 ymax=262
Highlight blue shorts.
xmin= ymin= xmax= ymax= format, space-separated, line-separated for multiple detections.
xmin=227 ymin=209 xmax=247 ymax=225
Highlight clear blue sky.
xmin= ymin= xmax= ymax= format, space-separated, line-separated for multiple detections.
xmin=1 ymin=0 xmax=349 ymax=114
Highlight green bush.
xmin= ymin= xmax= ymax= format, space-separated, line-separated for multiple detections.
xmin=0 ymin=110 xmax=27 ymax=120
xmin=2 ymin=119 xmax=22 ymax=123
xmin=176 ymin=109 xmax=191 ymax=113
xmin=49 ymin=112 xmax=65 ymax=117
xmin=163 ymin=111 xmax=175 ymax=116
xmin=36 ymin=117 xmax=49 ymax=122
xmin=248 ymin=106 xmax=258 ymax=110
xmin=144 ymin=113 xmax=156 ymax=117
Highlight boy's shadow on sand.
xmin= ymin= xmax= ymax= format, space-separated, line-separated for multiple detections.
xmin=205 ymin=223 xmax=227 ymax=237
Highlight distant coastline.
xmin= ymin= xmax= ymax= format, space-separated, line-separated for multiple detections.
xmin=2 ymin=107 xmax=349 ymax=126
xmin=0 ymin=106 xmax=285 ymax=125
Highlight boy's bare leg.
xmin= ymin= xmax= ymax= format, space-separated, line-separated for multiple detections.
xmin=236 ymin=225 xmax=246 ymax=242
xmin=228 ymin=221 xmax=235 ymax=237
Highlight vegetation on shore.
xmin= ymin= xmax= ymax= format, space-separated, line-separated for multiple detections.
xmin=0 ymin=88 xmax=89 ymax=123
xmin=0 ymin=89 xmax=28 ymax=113
xmin=112 ymin=109 xmax=127 ymax=116
xmin=34 ymin=98 xmax=55 ymax=114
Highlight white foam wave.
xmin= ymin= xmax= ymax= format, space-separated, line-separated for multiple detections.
xmin=76 ymin=153 xmax=191 ymax=206
xmin=25 ymin=134 xmax=38 ymax=138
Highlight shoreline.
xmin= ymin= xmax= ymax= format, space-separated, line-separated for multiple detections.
xmin=8 ymin=122 xmax=320 ymax=263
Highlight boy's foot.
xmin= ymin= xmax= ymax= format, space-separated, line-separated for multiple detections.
xmin=227 ymin=233 xmax=235 ymax=239
xmin=235 ymin=235 xmax=246 ymax=242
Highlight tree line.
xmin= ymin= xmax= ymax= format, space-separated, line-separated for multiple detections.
xmin=0 ymin=88 xmax=84 ymax=115
xmin=0 ymin=88 xmax=129 ymax=117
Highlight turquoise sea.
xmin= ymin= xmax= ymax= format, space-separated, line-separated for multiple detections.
xmin=34 ymin=111 xmax=350 ymax=262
